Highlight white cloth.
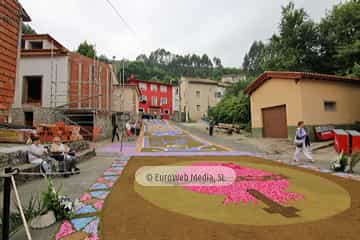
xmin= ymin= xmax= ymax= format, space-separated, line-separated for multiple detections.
xmin=294 ymin=146 xmax=313 ymax=161
xmin=51 ymin=143 xmax=69 ymax=153
xmin=293 ymin=127 xmax=313 ymax=161
xmin=57 ymin=144 xmax=66 ymax=152
xmin=28 ymin=144 xmax=47 ymax=164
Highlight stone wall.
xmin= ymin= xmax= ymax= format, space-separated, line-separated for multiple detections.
xmin=11 ymin=107 xmax=63 ymax=126
xmin=0 ymin=151 xmax=28 ymax=169
xmin=96 ymin=111 xmax=113 ymax=140
xmin=0 ymin=140 xmax=90 ymax=169
xmin=34 ymin=108 xmax=63 ymax=124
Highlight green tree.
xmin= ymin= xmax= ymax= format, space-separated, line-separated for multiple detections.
xmin=77 ymin=41 xmax=96 ymax=59
xmin=208 ymin=93 xmax=250 ymax=125
xmin=22 ymin=23 xmax=36 ymax=34
xmin=349 ymin=62 xmax=360 ymax=77
xmin=319 ymin=0 xmax=360 ymax=76
xmin=263 ymin=2 xmax=320 ymax=72
xmin=243 ymin=41 xmax=265 ymax=77
xmin=98 ymin=54 xmax=110 ymax=63
xmin=213 ymin=57 xmax=223 ymax=68
xmin=119 ymin=49 xmax=243 ymax=83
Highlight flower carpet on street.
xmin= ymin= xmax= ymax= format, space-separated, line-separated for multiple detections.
xmin=183 ymin=162 xmax=304 ymax=205
xmin=54 ymin=160 xmax=127 ymax=240
xmin=92 ymin=121 xmax=360 ymax=239
xmin=140 ymin=120 xmax=226 ymax=152
xmin=99 ymin=155 xmax=360 ymax=240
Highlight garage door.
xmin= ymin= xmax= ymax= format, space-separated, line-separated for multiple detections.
xmin=262 ymin=105 xmax=288 ymax=138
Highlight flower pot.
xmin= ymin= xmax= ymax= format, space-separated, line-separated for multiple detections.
xmin=30 ymin=210 xmax=56 ymax=229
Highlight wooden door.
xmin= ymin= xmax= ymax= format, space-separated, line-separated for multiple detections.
xmin=262 ymin=105 xmax=288 ymax=138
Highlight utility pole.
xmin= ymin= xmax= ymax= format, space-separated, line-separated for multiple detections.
xmin=120 ymin=59 xmax=126 ymax=152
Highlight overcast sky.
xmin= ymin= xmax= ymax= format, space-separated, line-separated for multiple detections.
xmin=21 ymin=0 xmax=340 ymax=67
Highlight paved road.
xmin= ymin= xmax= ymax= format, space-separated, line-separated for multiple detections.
xmin=173 ymin=121 xmax=261 ymax=153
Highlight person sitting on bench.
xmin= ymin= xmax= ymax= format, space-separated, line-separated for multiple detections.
xmin=28 ymin=136 xmax=55 ymax=174
xmin=50 ymin=137 xmax=80 ymax=174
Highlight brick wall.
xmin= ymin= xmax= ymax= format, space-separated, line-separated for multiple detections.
xmin=0 ymin=0 xmax=21 ymax=122
xmin=69 ymin=53 xmax=112 ymax=111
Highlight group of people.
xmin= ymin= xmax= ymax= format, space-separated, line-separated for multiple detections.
xmin=28 ymin=136 xmax=80 ymax=176
xmin=112 ymin=121 xmax=141 ymax=143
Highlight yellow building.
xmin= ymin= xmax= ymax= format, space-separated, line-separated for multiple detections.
xmin=244 ymin=71 xmax=360 ymax=139
xmin=111 ymin=83 xmax=140 ymax=121
xmin=180 ymin=77 xmax=229 ymax=121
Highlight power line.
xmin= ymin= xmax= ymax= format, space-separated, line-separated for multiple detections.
xmin=104 ymin=0 xmax=137 ymax=36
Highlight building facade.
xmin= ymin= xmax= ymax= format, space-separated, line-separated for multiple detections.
xmin=0 ymin=0 xmax=30 ymax=123
xmin=11 ymin=34 xmax=114 ymax=140
xmin=128 ymin=75 xmax=173 ymax=120
xmin=180 ymin=77 xmax=229 ymax=121
xmin=244 ymin=71 xmax=360 ymax=140
xmin=111 ymin=83 xmax=140 ymax=121
xmin=221 ymin=74 xmax=246 ymax=84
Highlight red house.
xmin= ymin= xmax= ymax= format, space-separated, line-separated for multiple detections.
xmin=128 ymin=75 xmax=173 ymax=120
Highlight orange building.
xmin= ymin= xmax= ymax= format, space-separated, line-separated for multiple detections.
xmin=0 ymin=0 xmax=30 ymax=123
xmin=245 ymin=71 xmax=360 ymax=139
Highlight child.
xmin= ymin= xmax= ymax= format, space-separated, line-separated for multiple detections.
xmin=293 ymin=121 xmax=314 ymax=163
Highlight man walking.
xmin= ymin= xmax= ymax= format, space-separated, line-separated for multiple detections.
xmin=293 ymin=121 xmax=314 ymax=163
xmin=209 ymin=119 xmax=215 ymax=136
xmin=112 ymin=124 xmax=120 ymax=142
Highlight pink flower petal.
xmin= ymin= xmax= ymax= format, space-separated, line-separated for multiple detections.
xmin=56 ymin=221 xmax=74 ymax=240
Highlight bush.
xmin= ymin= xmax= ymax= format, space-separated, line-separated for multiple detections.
xmin=41 ymin=178 xmax=74 ymax=221
xmin=208 ymin=93 xmax=250 ymax=125
xmin=349 ymin=152 xmax=360 ymax=173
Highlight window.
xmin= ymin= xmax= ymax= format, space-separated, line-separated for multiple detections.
xmin=24 ymin=112 xmax=33 ymax=127
xmin=22 ymin=76 xmax=42 ymax=105
xmin=29 ymin=41 xmax=43 ymax=50
xmin=152 ymin=96 xmax=158 ymax=106
xmin=160 ymin=97 xmax=168 ymax=105
xmin=324 ymin=101 xmax=336 ymax=112
xmin=89 ymin=65 xmax=95 ymax=82
xmin=196 ymin=90 xmax=200 ymax=97
xmin=164 ymin=110 xmax=169 ymax=114
xmin=175 ymin=88 xmax=179 ymax=95
xmin=139 ymin=96 xmax=147 ymax=104
xmin=21 ymin=39 xmax=25 ymax=49
xmin=215 ymin=92 xmax=223 ymax=98
xmin=139 ymin=83 xmax=147 ymax=91
xmin=151 ymin=84 xmax=157 ymax=92
xmin=196 ymin=105 xmax=201 ymax=111
xmin=160 ymin=85 xmax=167 ymax=93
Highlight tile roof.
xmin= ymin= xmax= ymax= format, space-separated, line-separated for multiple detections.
xmin=244 ymin=71 xmax=360 ymax=95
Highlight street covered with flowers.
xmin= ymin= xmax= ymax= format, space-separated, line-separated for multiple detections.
xmin=54 ymin=120 xmax=360 ymax=240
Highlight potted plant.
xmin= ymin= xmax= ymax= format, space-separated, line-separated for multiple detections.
xmin=330 ymin=151 xmax=348 ymax=172
xmin=31 ymin=177 xmax=73 ymax=229
xmin=348 ymin=152 xmax=360 ymax=174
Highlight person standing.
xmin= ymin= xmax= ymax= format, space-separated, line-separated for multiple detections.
xmin=112 ymin=124 xmax=120 ymax=142
xmin=209 ymin=119 xmax=215 ymax=136
xmin=293 ymin=121 xmax=314 ymax=163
